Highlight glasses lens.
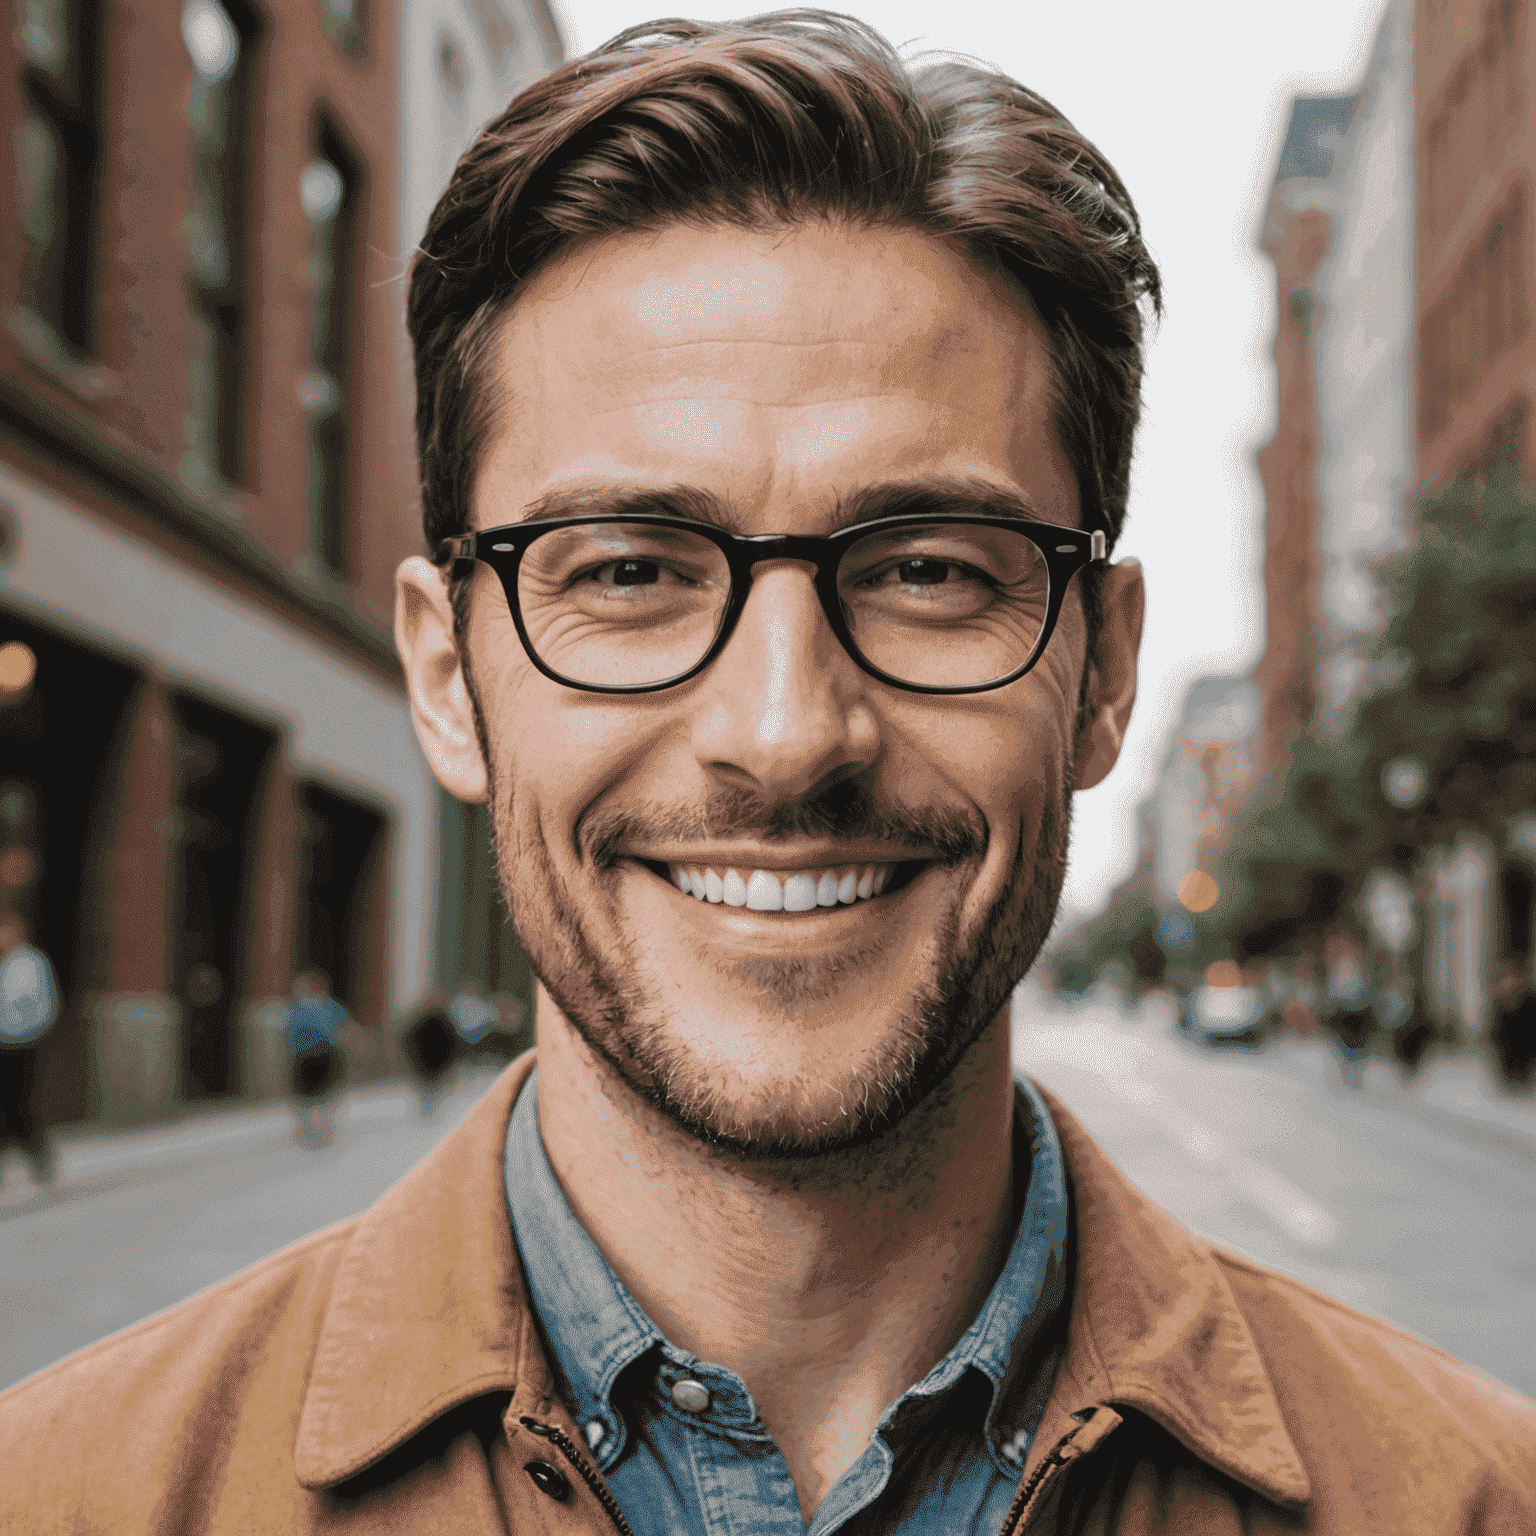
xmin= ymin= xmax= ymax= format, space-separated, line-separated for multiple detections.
xmin=516 ymin=522 xmax=731 ymax=687
xmin=838 ymin=523 xmax=1051 ymax=688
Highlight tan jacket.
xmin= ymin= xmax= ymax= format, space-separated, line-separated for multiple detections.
xmin=3 ymin=1055 xmax=1532 ymax=1533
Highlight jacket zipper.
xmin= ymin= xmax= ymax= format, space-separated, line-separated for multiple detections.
xmin=521 ymin=1416 xmax=639 ymax=1536
xmin=997 ymin=1407 xmax=1125 ymax=1535
xmin=997 ymin=1428 xmax=1078 ymax=1536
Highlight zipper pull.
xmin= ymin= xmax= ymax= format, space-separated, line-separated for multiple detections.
xmin=998 ymin=1406 xmax=1124 ymax=1534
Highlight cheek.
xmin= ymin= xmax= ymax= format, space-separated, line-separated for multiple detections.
xmin=885 ymin=691 xmax=1071 ymax=839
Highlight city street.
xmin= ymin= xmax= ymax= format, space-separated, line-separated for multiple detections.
xmin=4 ymin=1003 xmax=1535 ymax=1401
xmin=1016 ymin=988 xmax=1536 ymax=1400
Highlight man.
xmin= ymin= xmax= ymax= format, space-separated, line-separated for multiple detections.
xmin=1492 ymin=959 xmax=1536 ymax=1086
xmin=0 ymin=909 xmax=59 ymax=1184
xmin=284 ymin=968 xmax=350 ymax=1145
xmin=2 ymin=14 xmax=1532 ymax=1532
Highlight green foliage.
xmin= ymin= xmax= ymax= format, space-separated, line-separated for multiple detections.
xmin=1049 ymin=863 xmax=1166 ymax=992
xmin=1062 ymin=460 xmax=1536 ymax=981
xmin=1218 ymin=459 xmax=1536 ymax=959
xmin=1356 ymin=458 xmax=1536 ymax=839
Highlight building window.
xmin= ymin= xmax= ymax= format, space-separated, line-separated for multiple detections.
xmin=181 ymin=0 xmax=260 ymax=494
xmin=465 ymin=0 xmax=519 ymax=70
xmin=14 ymin=0 xmax=104 ymax=356
xmin=1423 ymin=0 xmax=1526 ymax=239
xmin=1419 ymin=185 xmax=1531 ymax=443
xmin=317 ymin=0 xmax=366 ymax=59
xmin=300 ymin=118 xmax=364 ymax=580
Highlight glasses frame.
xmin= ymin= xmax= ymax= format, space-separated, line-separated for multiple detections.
xmin=438 ymin=512 xmax=1107 ymax=696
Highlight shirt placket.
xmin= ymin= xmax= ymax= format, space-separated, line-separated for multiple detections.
xmin=648 ymin=1357 xmax=805 ymax=1536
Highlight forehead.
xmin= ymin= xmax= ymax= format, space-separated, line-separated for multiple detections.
xmin=475 ymin=221 xmax=1075 ymax=528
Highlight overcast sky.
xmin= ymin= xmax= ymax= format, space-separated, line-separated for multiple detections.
xmin=545 ymin=0 xmax=1389 ymax=925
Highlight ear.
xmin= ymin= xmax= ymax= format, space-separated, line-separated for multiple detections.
xmin=1073 ymin=558 xmax=1144 ymax=791
xmin=395 ymin=556 xmax=489 ymax=804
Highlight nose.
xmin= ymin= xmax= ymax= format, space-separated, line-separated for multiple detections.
xmin=690 ymin=561 xmax=879 ymax=801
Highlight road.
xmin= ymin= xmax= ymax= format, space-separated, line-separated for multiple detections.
xmin=3 ymin=1003 xmax=1534 ymax=1400
xmin=1015 ymin=988 xmax=1536 ymax=1399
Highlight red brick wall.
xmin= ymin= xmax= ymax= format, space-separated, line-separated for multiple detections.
xmin=84 ymin=677 xmax=175 ymax=995
xmin=1417 ymin=0 xmax=1536 ymax=479
xmin=1252 ymin=204 xmax=1333 ymax=781
xmin=0 ymin=0 xmax=416 ymax=639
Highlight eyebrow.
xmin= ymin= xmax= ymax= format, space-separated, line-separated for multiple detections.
xmin=502 ymin=475 xmax=1062 ymax=533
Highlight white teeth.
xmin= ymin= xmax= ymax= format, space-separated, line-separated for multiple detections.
xmin=746 ymin=870 xmax=784 ymax=911
xmin=668 ymin=862 xmax=901 ymax=909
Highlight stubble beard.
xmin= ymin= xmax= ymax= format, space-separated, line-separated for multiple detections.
xmin=467 ymin=670 xmax=1072 ymax=1163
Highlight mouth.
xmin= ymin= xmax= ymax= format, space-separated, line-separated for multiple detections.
xmin=641 ymin=858 xmax=922 ymax=911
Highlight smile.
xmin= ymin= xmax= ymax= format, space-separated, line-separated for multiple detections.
xmin=666 ymin=862 xmax=898 ymax=911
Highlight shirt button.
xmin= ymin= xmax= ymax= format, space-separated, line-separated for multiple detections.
xmin=670 ymin=1379 xmax=711 ymax=1414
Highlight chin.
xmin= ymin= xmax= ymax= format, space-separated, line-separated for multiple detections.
xmin=634 ymin=989 xmax=949 ymax=1160
xmin=495 ymin=765 xmax=1071 ymax=1164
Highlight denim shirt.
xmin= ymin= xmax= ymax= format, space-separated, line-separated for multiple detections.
xmin=505 ymin=1072 xmax=1069 ymax=1535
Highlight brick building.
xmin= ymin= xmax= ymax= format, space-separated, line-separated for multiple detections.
xmin=1251 ymin=93 xmax=1358 ymax=782
xmin=1416 ymin=0 xmax=1533 ymax=480
xmin=0 ymin=0 xmax=438 ymax=1127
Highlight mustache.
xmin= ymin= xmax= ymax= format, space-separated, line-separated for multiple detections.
xmin=580 ymin=780 xmax=987 ymax=870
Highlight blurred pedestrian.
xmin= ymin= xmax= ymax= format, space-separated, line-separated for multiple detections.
xmin=448 ymin=978 xmax=496 ymax=1062
xmin=1324 ymin=935 xmax=1375 ymax=1089
xmin=399 ymin=994 xmax=457 ymax=1115
xmin=285 ymin=969 xmax=348 ymax=1146
xmin=1383 ymin=982 xmax=1436 ymax=1076
xmin=0 ymin=912 xmax=58 ymax=1183
xmin=1491 ymin=961 xmax=1536 ymax=1088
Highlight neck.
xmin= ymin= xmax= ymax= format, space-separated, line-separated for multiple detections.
xmin=533 ymin=988 xmax=1019 ymax=1517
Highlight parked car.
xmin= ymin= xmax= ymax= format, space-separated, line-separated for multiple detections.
xmin=1188 ymin=961 xmax=1267 ymax=1046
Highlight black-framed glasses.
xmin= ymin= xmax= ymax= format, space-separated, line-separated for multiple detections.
xmin=438 ymin=513 xmax=1106 ymax=695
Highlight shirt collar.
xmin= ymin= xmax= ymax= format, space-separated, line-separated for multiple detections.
xmin=505 ymin=1067 xmax=1069 ymax=1474
xmin=504 ymin=1068 xmax=662 ymax=1462
xmin=892 ymin=1074 xmax=1070 ymax=1467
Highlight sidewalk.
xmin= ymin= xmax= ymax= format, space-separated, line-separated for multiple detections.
xmin=1272 ymin=1032 xmax=1536 ymax=1162
xmin=1025 ymin=981 xmax=1536 ymax=1163
xmin=0 ymin=1070 xmax=495 ymax=1216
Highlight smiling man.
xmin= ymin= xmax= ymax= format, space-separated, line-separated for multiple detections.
xmin=3 ymin=12 xmax=1533 ymax=1535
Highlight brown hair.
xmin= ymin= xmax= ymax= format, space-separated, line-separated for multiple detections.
xmin=408 ymin=10 xmax=1160 ymax=628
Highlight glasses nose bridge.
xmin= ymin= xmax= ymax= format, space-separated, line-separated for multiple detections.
xmin=728 ymin=530 xmax=844 ymax=633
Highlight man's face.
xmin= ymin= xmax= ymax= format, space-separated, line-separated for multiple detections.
xmin=404 ymin=222 xmax=1140 ymax=1157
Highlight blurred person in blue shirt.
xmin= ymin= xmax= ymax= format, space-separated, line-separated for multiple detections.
xmin=0 ymin=910 xmax=58 ymax=1183
xmin=285 ymin=968 xmax=348 ymax=1146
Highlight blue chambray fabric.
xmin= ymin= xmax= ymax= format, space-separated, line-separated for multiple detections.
xmin=505 ymin=1070 xmax=1069 ymax=1536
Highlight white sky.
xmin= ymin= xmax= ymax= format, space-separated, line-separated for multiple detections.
xmin=545 ymin=0 xmax=1388 ymax=925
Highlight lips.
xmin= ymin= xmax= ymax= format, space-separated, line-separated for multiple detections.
xmin=667 ymin=863 xmax=893 ymax=911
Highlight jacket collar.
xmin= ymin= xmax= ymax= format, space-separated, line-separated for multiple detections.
xmin=294 ymin=1055 xmax=548 ymax=1487
xmin=1031 ymin=1082 xmax=1309 ymax=1508
xmin=295 ymin=1059 xmax=1307 ymax=1509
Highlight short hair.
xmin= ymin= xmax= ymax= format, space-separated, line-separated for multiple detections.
xmin=408 ymin=10 xmax=1160 ymax=630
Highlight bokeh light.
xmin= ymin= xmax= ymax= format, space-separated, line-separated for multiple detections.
xmin=0 ymin=641 xmax=37 ymax=705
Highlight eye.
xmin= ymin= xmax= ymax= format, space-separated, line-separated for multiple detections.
xmin=585 ymin=559 xmax=663 ymax=587
xmin=893 ymin=559 xmax=953 ymax=586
